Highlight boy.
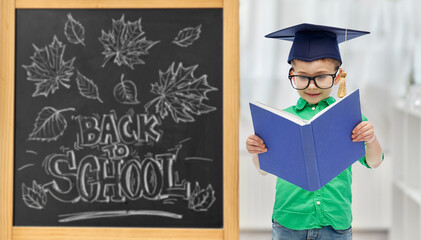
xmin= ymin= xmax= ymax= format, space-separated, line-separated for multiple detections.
xmin=245 ymin=24 xmax=384 ymax=240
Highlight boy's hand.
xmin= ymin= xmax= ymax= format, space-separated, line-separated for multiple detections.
xmin=246 ymin=134 xmax=268 ymax=154
xmin=352 ymin=121 xmax=376 ymax=144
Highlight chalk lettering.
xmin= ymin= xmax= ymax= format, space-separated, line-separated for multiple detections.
xmin=76 ymin=112 xmax=162 ymax=147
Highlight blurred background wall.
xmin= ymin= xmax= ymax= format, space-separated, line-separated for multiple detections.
xmin=239 ymin=0 xmax=421 ymax=234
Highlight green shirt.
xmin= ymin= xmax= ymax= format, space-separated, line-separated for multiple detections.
xmin=272 ymin=96 xmax=370 ymax=231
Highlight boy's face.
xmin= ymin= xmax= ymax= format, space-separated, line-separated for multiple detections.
xmin=291 ymin=59 xmax=340 ymax=105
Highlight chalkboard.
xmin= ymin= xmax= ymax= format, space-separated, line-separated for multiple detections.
xmin=14 ymin=9 xmax=223 ymax=228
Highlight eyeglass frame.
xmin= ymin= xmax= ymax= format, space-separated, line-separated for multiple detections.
xmin=288 ymin=68 xmax=338 ymax=90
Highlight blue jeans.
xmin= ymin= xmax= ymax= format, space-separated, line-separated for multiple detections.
xmin=272 ymin=219 xmax=352 ymax=240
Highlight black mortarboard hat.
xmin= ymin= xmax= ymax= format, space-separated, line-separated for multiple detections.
xmin=265 ymin=23 xmax=370 ymax=65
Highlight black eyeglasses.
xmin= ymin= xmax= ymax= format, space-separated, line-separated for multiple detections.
xmin=288 ymin=69 xmax=337 ymax=90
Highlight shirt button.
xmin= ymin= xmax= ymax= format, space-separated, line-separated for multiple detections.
xmin=311 ymin=107 xmax=316 ymax=110
xmin=316 ymin=201 xmax=321 ymax=205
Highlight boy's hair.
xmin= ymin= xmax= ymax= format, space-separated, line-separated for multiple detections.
xmin=290 ymin=58 xmax=341 ymax=72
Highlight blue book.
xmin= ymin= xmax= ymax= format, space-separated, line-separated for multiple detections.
xmin=249 ymin=90 xmax=365 ymax=191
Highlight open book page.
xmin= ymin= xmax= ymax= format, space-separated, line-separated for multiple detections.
xmin=251 ymin=101 xmax=308 ymax=126
xmin=308 ymin=90 xmax=358 ymax=123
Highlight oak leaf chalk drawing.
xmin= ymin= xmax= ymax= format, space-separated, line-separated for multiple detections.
xmin=28 ymin=107 xmax=75 ymax=142
xmin=99 ymin=14 xmax=160 ymax=69
xmin=22 ymin=181 xmax=47 ymax=209
xmin=64 ymin=13 xmax=86 ymax=46
xmin=22 ymin=36 xmax=75 ymax=97
xmin=114 ymin=74 xmax=140 ymax=104
xmin=188 ymin=182 xmax=216 ymax=212
xmin=75 ymin=71 xmax=103 ymax=103
xmin=145 ymin=62 xmax=218 ymax=123
xmin=172 ymin=25 xmax=202 ymax=47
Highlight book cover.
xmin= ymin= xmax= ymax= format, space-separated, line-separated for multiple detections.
xmin=249 ymin=90 xmax=365 ymax=191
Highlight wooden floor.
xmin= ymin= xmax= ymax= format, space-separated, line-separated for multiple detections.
xmin=240 ymin=230 xmax=389 ymax=240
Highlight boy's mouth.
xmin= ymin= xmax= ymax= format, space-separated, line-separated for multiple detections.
xmin=305 ymin=92 xmax=321 ymax=97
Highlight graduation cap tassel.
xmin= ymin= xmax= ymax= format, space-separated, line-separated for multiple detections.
xmin=337 ymin=29 xmax=348 ymax=98
xmin=337 ymin=69 xmax=347 ymax=98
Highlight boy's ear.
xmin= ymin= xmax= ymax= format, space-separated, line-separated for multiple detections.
xmin=334 ymin=68 xmax=343 ymax=85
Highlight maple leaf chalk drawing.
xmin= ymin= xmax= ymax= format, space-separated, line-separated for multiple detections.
xmin=145 ymin=62 xmax=218 ymax=123
xmin=114 ymin=74 xmax=140 ymax=105
xmin=22 ymin=181 xmax=47 ymax=210
xmin=172 ymin=25 xmax=202 ymax=47
xmin=99 ymin=14 xmax=160 ymax=69
xmin=22 ymin=36 xmax=75 ymax=97
xmin=64 ymin=13 xmax=86 ymax=46
xmin=28 ymin=107 xmax=75 ymax=142
xmin=188 ymin=182 xmax=216 ymax=212
xmin=75 ymin=71 xmax=103 ymax=103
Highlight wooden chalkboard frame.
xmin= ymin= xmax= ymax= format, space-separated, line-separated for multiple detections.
xmin=0 ymin=0 xmax=239 ymax=239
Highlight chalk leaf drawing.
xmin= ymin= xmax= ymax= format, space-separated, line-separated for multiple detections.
xmin=172 ymin=25 xmax=202 ymax=47
xmin=64 ymin=13 xmax=86 ymax=46
xmin=188 ymin=182 xmax=216 ymax=212
xmin=99 ymin=14 xmax=160 ymax=69
xmin=22 ymin=181 xmax=47 ymax=209
xmin=145 ymin=62 xmax=217 ymax=123
xmin=75 ymin=71 xmax=103 ymax=103
xmin=22 ymin=36 xmax=75 ymax=97
xmin=28 ymin=107 xmax=75 ymax=142
xmin=114 ymin=74 xmax=140 ymax=104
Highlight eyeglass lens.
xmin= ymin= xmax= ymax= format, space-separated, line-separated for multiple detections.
xmin=290 ymin=75 xmax=333 ymax=89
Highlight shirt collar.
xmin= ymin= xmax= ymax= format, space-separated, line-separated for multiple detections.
xmin=296 ymin=96 xmax=336 ymax=110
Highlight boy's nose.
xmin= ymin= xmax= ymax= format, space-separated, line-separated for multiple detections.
xmin=307 ymin=80 xmax=317 ymax=89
